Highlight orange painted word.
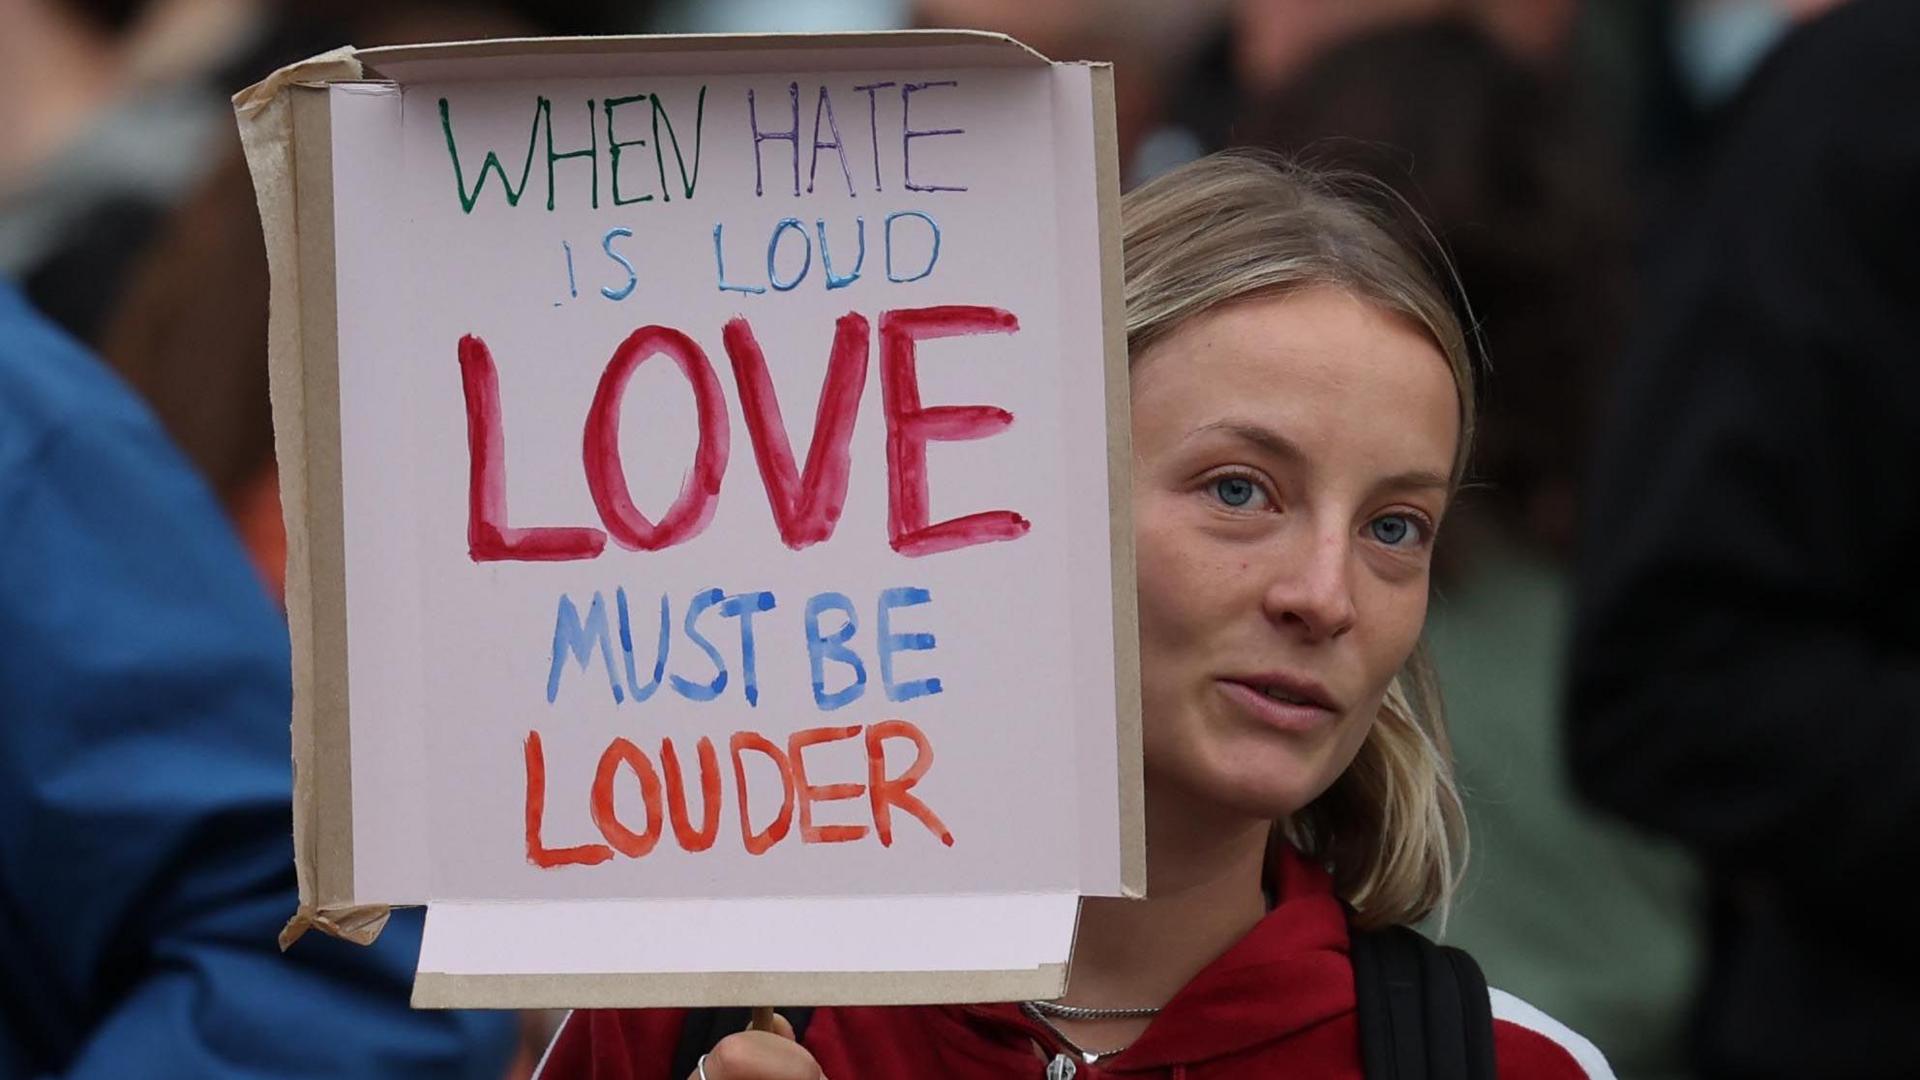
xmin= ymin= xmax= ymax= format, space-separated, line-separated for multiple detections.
xmin=521 ymin=720 xmax=953 ymax=867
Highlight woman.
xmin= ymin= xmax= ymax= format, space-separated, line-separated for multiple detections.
xmin=536 ymin=152 xmax=1613 ymax=1079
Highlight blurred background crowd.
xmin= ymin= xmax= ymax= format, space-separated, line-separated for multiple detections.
xmin=2 ymin=0 xmax=1913 ymax=1077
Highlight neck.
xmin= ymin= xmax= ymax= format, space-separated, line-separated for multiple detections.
xmin=1064 ymin=775 xmax=1272 ymax=1008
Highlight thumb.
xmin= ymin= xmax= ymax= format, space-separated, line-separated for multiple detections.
xmin=747 ymin=1010 xmax=796 ymax=1041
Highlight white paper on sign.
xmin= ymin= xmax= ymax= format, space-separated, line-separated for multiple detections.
xmin=419 ymin=893 xmax=1080 ymax=976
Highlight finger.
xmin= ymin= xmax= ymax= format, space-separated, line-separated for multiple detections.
xmin=747 ymin=1009 xmax=795 ymax=1039
xmin=693 ymin=1031 xmax=821 ymax=1080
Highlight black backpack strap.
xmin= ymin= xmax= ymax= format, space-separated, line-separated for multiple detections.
xmin=1351 ymin=923 xmax=1496 ymax=1080
xmin=1353 ymin=923 xmax=1430 ymax=1080
xmin=1444 ymin=945 xmax=1497 ymax=1080
xmin=669 ymin=1008 xmax=815 ymax=1079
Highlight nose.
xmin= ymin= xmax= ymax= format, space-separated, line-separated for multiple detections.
xmin=1260 ymin=526 xmax=1358 ymax=642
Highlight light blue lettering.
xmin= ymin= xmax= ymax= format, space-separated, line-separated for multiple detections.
xmin=616 ymin=588 xmax=669 ymax=703
xmin=818 ymin=217 xmax=865 ymax=290
xmin=884 ymin=210 xmax=941 ymax=283
xmin=713 ymin=222 xmax=766 ymax=294
xmin=548 ymin=592 xmax=625 ymax=704
xmin=878 ymin=586 xmax=942 ymax=701
xmin=805 ymin=592 xmax=867 ymax=711
xmin=601 ymin=226 xmax=638 ymax=301
xmin=671 ymin=587 xmax=729 ymax=701
xmin=767 ymin=217 xmax=812 ymax=292
xmin=718 ymin=591 xmax=778 ymax=706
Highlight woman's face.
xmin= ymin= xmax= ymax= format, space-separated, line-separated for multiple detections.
xmin=1131 ymin=286 xmax=1459 ymax=822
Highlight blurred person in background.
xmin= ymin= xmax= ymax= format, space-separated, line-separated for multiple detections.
xmin=1567 ymin=0 xmax=1919 ymax=1076
xmin=0 ymin=279 xmax=516 ymax=1077
xmin=1605 ymin=0 xmax=1852 ymax=214
xmin=1245 ymin=19 xmax=1697 ymax=1080
xmin=0 ymin=0 xmax=264 ymax=340
xmin=1668 ymin=0 xmax=1849 ymax=113
xmin=1142 ymin=0 xmax=1582 ymax=182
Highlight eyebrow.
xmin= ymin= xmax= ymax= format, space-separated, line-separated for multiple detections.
xmin=1377 ymin=469 xmax=1453 ymax=496
xmin=1188 ymin=419 xmax=1452 ymax=495
xmin=1191 ymin=420 xmax=1305 ymax=465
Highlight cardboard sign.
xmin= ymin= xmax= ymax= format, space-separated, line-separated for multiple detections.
xmin=237 ymin=31 xmax=1140 ymax=1008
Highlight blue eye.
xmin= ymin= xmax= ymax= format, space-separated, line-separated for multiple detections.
xmin=1368 ymin=514 xmax=1422 ymax=547
xmin=1213 ymin=476 xmax=1258 ymax=508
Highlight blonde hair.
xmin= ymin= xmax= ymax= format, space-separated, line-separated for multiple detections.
xmin=1123 ymin=150 xmax=1474 ymax=930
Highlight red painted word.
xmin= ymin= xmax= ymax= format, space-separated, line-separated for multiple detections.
xmin=459 ymin=304 xmax=1030 ymax=559
xmin=522 ymin=720 xmax=953 ymax=866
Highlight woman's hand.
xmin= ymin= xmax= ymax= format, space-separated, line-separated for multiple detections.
xmin=690 ymin=1013 xmax=825 ymax=1080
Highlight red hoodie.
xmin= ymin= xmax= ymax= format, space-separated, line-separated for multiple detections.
xmin=536 ymin=848 xmax=1611 ymax=1079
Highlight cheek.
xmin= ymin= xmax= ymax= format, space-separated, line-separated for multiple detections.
xmin=1134 ymin=499 xmax=1196 ymax=643
xmin=1133 ymin=501 xmax=1217 ymax=758
xmin=1331 ymin=695 xmax=1385 ymax=777
xmin=1132 ymin=498 xmax=1236 ymax=677
xmin=1357 ymin=578 xmax=1431 ymax=698
xmin=1317 ymin=587 xmax=1428 ymax=795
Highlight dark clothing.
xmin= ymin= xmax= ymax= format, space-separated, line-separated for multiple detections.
xmin=0 ymin=284 xmax=515 ymax=1078
xmin=1568 ymin=2 xmax=1920 ymax=1076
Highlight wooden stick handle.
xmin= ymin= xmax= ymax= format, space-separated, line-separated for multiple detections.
xmin=747 ymin=1006 xmax=778 ymax=1033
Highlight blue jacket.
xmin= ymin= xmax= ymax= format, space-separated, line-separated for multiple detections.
xmin=0 ymin=283 xmax=515 ymax=1078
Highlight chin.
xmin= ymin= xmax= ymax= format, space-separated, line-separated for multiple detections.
xmin=1212 ymin=773 xmax=1328 ymax=821
xmin=1151 ymin=740 xmax=1340 ymax=823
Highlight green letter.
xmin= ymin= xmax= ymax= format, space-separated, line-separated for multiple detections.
xmin=545 ymin=97 xmax=600 ymax=211
xmin=604 ymin=93 xmax=655 ymax=206
xmin=651 ymin=85 xmax=707 ymax=202
xmin=440 ymin=96 xmax=543 ymax=214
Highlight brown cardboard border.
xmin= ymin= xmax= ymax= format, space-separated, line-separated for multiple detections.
xmin=1088 ymin=65 xmax=1145 ymax=898
xmin=411 ymin=964 xmax=1068 ymax=1010
xmin=236 ymin=49 xmax=374 ymax=943
xmin=286 ymin=85 xmax=358 ymax=912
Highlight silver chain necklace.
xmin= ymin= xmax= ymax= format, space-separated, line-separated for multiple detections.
xmin=1025 ymin=999 xmax=1163 ymax=1021
xmin=1018 ymin=1000 xmax=1160 ymax=1066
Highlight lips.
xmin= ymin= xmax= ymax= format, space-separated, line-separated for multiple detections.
xmin=1217 ymin=675 xmax=1340 ymax=734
